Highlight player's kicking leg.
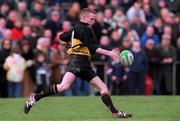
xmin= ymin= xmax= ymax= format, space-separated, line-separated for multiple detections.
xmin=90 ymin=76 xmax=132 ymax=118
xmin=24 ymin=72 xmax=76 ymax=114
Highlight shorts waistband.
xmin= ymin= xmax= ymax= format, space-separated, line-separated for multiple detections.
xmin=70 ymin=54 xmax=90 ymax=61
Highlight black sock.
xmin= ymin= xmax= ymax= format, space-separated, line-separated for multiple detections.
xmin=34 ymin=84 xmax=58 ymax=101
xmin=101 ymin=93 xmax=118 ymax=113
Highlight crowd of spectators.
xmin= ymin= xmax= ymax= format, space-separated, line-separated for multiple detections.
xmin=0 ymin=0 xmax=179 ymax=97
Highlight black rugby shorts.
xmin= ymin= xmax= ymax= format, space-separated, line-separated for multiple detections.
xmin=66 ymin=55 xmax=97 ymax=82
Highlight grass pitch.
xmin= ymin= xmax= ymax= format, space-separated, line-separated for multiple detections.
xmin=0 ymin=96 xmax=179 ymax=121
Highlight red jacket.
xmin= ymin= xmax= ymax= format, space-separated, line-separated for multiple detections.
xmin=12 ymin=27 xmax=22 ymax=41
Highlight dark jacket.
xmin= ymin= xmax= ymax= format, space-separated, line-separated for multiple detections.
xmin=144 ymin=47 xmax=160 ymax=76
xmin=0 ymin=48 xmax=11 ymax=82
xmin=130 ymin=50 xmax=148 ymax=74
xmin=44 ymin=19 xmax=61 ymax=39
xmin=158 ymin=45 xmax=176 ymax=72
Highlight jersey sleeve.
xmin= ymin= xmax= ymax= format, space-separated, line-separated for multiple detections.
xmin=59 ymin=30 xmax=72 ymax=42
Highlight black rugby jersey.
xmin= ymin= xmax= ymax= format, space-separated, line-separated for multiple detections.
xmin=59 ymin=22 xmax=99 ymax=57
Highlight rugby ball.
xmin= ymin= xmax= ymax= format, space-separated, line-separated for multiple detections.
xmin=119 ymin=50 xmax=134 ymax=66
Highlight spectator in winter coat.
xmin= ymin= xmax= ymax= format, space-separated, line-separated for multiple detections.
xmin=128 ymin=41 xmax=148 ymax=95
xmin=3 ymin=45 xmax=26 ymax=97
xmin=158 ymin=34 xmax=176 ymax=95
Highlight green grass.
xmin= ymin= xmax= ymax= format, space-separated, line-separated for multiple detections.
xmin=0 ymin=96 xmax=180 ymax=121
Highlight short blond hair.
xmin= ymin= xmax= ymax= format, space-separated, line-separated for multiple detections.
xmin=80 ymin=8 xmax=96 ymax=18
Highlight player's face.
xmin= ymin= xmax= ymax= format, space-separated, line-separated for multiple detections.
xmin=86 ymin=13 xmax=96 ymax=26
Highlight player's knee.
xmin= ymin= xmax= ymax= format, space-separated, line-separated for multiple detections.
xmin=100 ymin=84 xmax=109 ymax=94
xmin=61 ymin=86 xmax=69 ymax=92
xmin=57 ymin=84 xmax=70 ymax=93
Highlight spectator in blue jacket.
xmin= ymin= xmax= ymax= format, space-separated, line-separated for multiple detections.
xmin=141 ymin=25 xmax=160 ymax=48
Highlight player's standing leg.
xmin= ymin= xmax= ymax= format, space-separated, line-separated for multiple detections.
xmin=24 ymin=72 xmax=76 ymax=113
xmin=90 ymin=76 xmax=132 ymax=118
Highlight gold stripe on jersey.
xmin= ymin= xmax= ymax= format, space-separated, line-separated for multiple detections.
xmin=71 ymin=38 xmax=82 ymax=48
xmin=67 ymin=38 xmax=91 ymax=57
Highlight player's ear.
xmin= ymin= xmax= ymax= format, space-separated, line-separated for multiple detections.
xmin=80 ymin=13 xmax=83 ymax=19
xmin=80 ymin=12 xmax=86 ymax=20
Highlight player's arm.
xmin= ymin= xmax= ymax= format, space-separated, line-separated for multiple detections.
xmin=96 ymin=48 xmax=119 ymax=62
xmin=58 ymin=30 xmax=72 ymax=44
xmin=82 ymin=27 xmax=119 ymax=62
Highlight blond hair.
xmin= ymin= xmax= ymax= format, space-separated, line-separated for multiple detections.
xmin=80 ymin=8 xmax=96 ymax=18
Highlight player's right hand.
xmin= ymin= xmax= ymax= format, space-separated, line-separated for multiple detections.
xmin=110 ymin=48 xmax=120 ymax=63
xmin=59 ymin=41 xmax=67 ymax=45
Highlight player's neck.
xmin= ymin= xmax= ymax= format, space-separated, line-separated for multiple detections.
xmin=80 ymin=20 xmax=89 ymax=26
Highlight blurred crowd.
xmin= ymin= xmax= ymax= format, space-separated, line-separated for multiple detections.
xmin=0 ymin=0 xmax=179 ymax=98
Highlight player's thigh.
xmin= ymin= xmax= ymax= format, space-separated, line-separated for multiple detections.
xmin=57 ymin=72 xmax=76 ymax=89
xmin=90 ymin=76 xmax=108 ymax=94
